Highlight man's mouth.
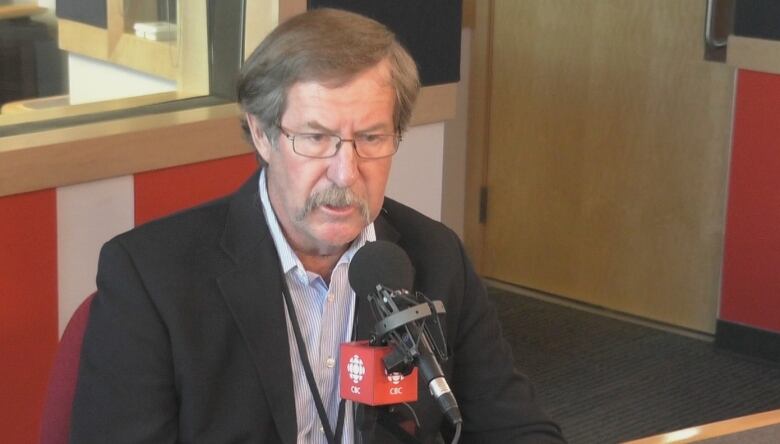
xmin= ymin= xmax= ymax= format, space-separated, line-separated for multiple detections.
xmin=321 ymin=204 xmax=355 ymax=214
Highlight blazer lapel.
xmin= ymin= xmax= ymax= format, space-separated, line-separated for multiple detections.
xmin=216 ymin=172 xmax=297 ymax=444
xmin=373 ymin=207 xmax=401 ymax=245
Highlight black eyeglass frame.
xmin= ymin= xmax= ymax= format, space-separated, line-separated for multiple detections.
xmin=277 ymin=125 xmax=402 ymax=159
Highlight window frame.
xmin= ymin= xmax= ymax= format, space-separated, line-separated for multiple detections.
xmin=0 ymin=0 xmax=457 ymax=198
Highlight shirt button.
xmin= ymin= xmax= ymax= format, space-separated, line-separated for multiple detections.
xmin=326 ymin=357 xmax=335 ymax=368
xmin=327 ymin=294 xmax=334 ymax=303
xmin=319 ymin=425 xmax=325 ymax=433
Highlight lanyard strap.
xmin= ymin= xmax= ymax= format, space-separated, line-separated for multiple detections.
xmin=279 ymin=275 xmax=346 ymax=444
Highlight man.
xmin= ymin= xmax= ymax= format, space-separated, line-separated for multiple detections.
xmin=70 ymin=8 xmax=565 ymax=443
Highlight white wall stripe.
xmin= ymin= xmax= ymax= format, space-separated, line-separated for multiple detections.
xmin=386 ymin=122 xmax=445 ymax=222
xmin=56 ymin=175 xmax=135 ymax=336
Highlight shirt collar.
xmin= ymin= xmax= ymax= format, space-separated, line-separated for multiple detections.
xmin=258 ymin=168 xmax=376 ymax=277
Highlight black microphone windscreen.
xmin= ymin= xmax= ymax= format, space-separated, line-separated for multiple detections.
xmin=349 ymin=241 xmax=414 ymax=297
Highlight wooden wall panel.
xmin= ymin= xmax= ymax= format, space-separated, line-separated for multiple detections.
xmin=483 ymin=1 xmax=734 ymax=332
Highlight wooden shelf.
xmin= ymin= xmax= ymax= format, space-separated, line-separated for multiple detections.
xmin=59 ymin=19 xmax=179 ymax=80
xmin=0 ymin=4 xmax=46 ymax=20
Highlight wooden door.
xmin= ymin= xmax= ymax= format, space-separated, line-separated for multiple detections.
xmin=481 ymin=0 xmax=734 ymax=332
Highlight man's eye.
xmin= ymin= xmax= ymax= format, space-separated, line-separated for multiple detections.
xmin=358 ymin=134 xmax=382 ymax=144
xmin=301 ymin=133 xmax=328 ymax=143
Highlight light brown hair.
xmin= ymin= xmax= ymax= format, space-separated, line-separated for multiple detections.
xmin=237 ymin=8 xmax=420 ymax=144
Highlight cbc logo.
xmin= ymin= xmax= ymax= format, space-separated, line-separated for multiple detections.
xmin=386 ymin=371 xmax=404 ymax=385
xmin=385 ymin=370 xmax=405 ymax=395
xmin=346 ymin=355 xmax=365 ymax=384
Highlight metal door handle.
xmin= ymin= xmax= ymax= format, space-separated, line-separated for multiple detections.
xmin=705 ymin=0 xmax=728 ymax=48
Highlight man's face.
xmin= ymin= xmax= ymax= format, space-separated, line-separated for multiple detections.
xmin=248 ymin=61 xmax=396 ymax=257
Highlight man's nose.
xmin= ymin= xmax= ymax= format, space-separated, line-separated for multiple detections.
xmin=328 ymin=140 xmax=358 ymax=187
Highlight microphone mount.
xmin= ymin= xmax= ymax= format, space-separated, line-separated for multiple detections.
xmin=366 ymin=284 xmax=448 ymax=375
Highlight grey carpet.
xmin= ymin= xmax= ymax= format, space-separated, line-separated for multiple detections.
xmin=487 ymin=286 xmax=780 ymax=443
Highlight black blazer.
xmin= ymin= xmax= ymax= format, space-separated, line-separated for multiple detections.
xmin=70 ymin=171 xmax=564 ymax=443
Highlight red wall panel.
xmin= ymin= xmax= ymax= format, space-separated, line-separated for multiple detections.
xmin=0 ymin=189 xmax=58 ymax=443
xmin=721 ymin=69 xmax=780 ymax=333
xmin=134 ymin=154 xmax=258 ymax=226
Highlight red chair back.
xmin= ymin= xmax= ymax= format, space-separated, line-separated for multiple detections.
xmin=39 ymin=294 xmax=95 ymax=444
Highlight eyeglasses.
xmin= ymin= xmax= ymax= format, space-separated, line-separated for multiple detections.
xmin=278 ymin=126 xmax=401 ymax=159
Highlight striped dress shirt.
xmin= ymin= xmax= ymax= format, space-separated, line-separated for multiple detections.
xmin=259 ymin=170 xmax=375 ymax=443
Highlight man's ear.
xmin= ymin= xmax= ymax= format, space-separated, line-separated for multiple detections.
xmin=245 ymin=114 xmax=272 ymax=163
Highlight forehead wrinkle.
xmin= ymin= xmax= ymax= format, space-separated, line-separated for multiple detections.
xmin=283 ymin=65 xmax=395 ymax=134
xmin=297 ymin=120 xmax=336 ymax=133
xmin=285 ymin=112 xmax=380 ymax=134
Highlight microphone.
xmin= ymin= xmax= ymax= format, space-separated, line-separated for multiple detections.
xmin=339 ymin=245 xmax=418 ymax=408
xmin=348 ymin=241 xmax=463 ymax=427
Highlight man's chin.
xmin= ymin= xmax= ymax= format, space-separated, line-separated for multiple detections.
xmin=313 ymin=224 xmax=365 ymax=250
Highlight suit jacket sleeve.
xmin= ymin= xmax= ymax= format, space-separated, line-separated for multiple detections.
xmin=70 ymin=239 xmax=178 ymax=443
xmin=447 ymin=236 xmax=565 ymax=443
